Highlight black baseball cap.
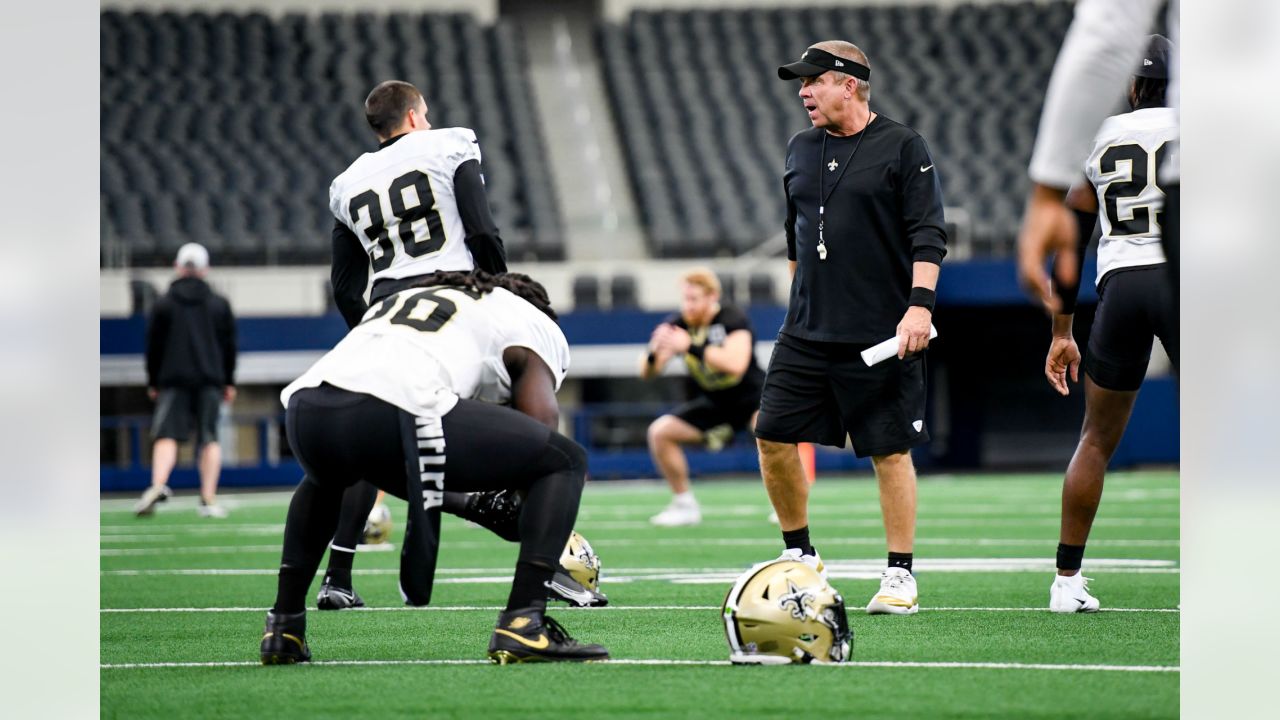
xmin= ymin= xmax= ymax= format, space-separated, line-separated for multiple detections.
xmin=778 ymin=47 xmax=870 ymax=81
xmin=1135 ymin=34 xmax=1173 ymax=79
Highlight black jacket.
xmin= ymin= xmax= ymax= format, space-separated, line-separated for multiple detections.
xmin=145 ymin=276 xmax=237 ymax=388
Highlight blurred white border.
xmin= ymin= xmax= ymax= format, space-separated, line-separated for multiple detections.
xmin=0 ymin=0 xmax=100 ymax=716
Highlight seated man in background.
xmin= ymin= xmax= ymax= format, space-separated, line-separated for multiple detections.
xmin=641 ymin=269 xmax=764 ymax=527
xmin=261 ymin=271 xmax=607 ymax=665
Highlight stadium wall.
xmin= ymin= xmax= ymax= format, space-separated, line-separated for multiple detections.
xmin=101 ymin=0 xmax=497 ymax=21
xmin=600 ymin=0 xmax=1057 ymax=21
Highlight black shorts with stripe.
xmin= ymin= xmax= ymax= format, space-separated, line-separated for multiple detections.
xmin=754 ymin=333 xmax=929 ymax=458
xmin=1085 ymin=265 xmax=1178 ymax=391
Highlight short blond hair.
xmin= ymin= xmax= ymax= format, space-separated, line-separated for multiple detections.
xmin=681 ymin=268 xmax=721 ymax=297
xmin=810 ymin=40 xmax=871 ymax=102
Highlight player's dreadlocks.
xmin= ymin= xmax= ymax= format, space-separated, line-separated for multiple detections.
xmin=409 ymin=270 xmax=558 ymax=321
xmin=1130 ymin=75 xmax=1167 ymax=110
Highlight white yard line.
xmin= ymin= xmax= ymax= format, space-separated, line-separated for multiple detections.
xmin=99 ymin=658 xmax=1179 ymax=672
xmin=101 ymin=605 xmax=1178 ymax=614
xmin=102 ymin=558 xmax=1179 ymax=581
xmin=100 ymin=537 xmax=1180 ymax=555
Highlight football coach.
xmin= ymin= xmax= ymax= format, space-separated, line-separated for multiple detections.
xmin=756 ymin=41 xmax=947 ymax=615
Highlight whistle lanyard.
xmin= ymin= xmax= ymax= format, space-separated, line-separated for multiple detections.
xmin=817 ymin=119 xmax=871 ymax=261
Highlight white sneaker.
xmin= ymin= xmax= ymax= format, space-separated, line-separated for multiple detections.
xmin=650 ymin=498 xmax=701 ymax=527
xmin=1049 ymin=573 xmax=1100 ymax=613
xmin=197 ymin=502 xmax=228 ymax=519
xmin=777 ymin=547 xmax=827 ymax=581
xmin=867 ymin=567 xmax=919 ymax=615
xmin=134 ymin=485 xmax=172 ymax=516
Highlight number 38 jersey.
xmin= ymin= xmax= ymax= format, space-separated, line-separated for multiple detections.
xmin=280 ymin=286 xmax=570 ymax=417
xmin=1084 ymin=107 xmax=1177 ymax=285
xmin=329 ymin=128 xmax=481 ymax=282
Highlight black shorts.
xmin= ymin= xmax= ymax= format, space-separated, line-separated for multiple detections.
xmin=152 ymin=386 xmax=222 ymax=444
xmin=285 ymin=384 xmax=579 ymax=499
xmin=754 ymin=333 xmax=929 ymax=457
xmin=1085 ymin=265 xmax=1178 ymax=392
xmin=670 ymin=394 xmax=759 ymax=434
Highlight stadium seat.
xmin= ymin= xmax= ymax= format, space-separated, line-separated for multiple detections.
xmin=610 ymin=274 xmax=640 ymax=310
xmin=101 ymin=10 xmax=564 ymax=266
xmin=572 ymin=274 xmax=602 ymax=311
xmin=747 ymin=272 xmax=778 ymax=307
xmin=596 ymin=1 xmax=1075 ymax=257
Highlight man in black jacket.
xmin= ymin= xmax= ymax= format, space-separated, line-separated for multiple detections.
xmin=134 ymin=243 xmax=237 ymax=518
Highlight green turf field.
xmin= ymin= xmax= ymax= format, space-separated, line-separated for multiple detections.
xmin=101 ymin=470 xmax=1179 ymax=719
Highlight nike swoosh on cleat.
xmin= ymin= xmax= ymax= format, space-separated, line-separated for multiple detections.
xmin=546 ymin=580 xmax=596 ymax=606
xmin=875 ymin=595 xmax=918 ymax=607
xmin=493 ymin=629 xmax=550 ymax=650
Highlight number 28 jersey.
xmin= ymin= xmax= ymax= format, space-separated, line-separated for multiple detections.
xmin=1084 ymin=107 xmax=1177 ymax=285
xmin=280 ymin=286 xmax=570 ymax=417
xmin=329 ymin=128 xmax=481 ymax=282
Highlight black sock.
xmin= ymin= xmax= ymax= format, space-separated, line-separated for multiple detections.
xmin=1056 ymin=543 xmax=1086 ymax=571
xmin=323 ymin=546 xmax=355 ymax=588
xmin=888 ymin=551 xmax=913 ymax=574
xmin=506 ymin=561 xmax=554 ymax=612
xmin=782 ymin=526 xmax=814 ymax=556
xmin=442 ymin=491 xmax=469 ymax=516
xmin=272 ymin=565 xmax=313 ymax=614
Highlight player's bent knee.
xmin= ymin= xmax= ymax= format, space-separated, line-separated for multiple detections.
xmin=546 ymin=431 xmax=588 ymax=477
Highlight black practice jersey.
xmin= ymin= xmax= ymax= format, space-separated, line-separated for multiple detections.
xmin=782 ymin=115 xmax=947 ymax=344
xmin=666 ymin=305 xmax=765 ymax=405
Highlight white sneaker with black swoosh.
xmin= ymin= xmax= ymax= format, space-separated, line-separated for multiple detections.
xmin=867 ymin=567 xmax=919 ymax=614
xmin=1049 ymin=573 xmax=1100 ymax=613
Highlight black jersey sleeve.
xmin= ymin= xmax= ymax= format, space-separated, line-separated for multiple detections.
xmin=453 ymin=159 xmax=507 ymax=274
xmin=899 ymin=134 xmax=948 ymax=265
xmin=330 ymin=219 xmax=370 ymax=330
xmin=664 ymin=312 xmax=685 ymax=329
xmin=716 ymin=305 xmax=754 ymax=337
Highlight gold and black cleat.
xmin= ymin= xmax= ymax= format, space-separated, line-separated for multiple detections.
xmin=487 ymin=607 xmax=609 ymax=664
xmin=260 ymin=610 xmax=311 ymax=665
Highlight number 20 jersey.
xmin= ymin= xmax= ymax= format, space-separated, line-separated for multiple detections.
xmin=1084 ymin=107 xmax=1177 ymax=285
xmin=280 ymin=286 xmax=570 ymax=418
xmin=329 ymin=128 xmax=481 ymax=283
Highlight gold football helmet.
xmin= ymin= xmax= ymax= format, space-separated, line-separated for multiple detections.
xmin=722 ymin=559 xmax=853 ymax=665
xmin=559 ymin=531 xmax=602 ymax=591
xmin=362 ymin=503 xmax=393 ymax=546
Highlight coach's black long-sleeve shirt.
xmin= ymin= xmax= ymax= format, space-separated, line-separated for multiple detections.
xmin=330 ymin=156 xmax=507 ymax=330
xmin=782 ymin=116 xmax=947 ymax=344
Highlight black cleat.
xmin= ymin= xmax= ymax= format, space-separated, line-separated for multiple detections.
xmin=316 ymin=583 xmax=365 ymax=610
xmin=488 ymin=607 xmax=609 ymax=664
xmin=260 ymin=610 xmax=311 ymax=665
xmin=546 ymin=568 xmax=608 ymax=608
xmin=459 ymin=489 xmax=523 ymax=542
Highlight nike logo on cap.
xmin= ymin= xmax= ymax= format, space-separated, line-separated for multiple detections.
xmin=494 ymin=628 xmax=550 ymax=649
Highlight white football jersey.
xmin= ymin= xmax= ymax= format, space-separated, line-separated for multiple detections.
xmin=329 ymin=128 xmax=482 ymax=286
xmin=281 ymin=287 xmax=570 ymax=418
xmin=1084 ymin=107 xmax=1177 ymax=284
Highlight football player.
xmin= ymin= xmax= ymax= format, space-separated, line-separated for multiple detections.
xmin=261 ymin=271 xmax=608 ymax=664
xmin=317 ymin=79 xmax=512 ymax=606
xmin=1043 ymin=36 xmax=1178 ymax=612
xmin=641 ymin=268 xmax=763 ymax=527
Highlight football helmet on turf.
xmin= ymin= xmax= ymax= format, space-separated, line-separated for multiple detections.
xmin=722 ymin=559 xmax=852 ymax=665
xmin=559 ymin=531 xmax=602 ymax=592
xmin=362 ymin=503 xmax=393 ymax=545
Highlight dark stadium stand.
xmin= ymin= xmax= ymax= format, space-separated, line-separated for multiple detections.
xmin=101 ymin=10 xmax=564 ymax=265
xmin=598 ymin=1 xmax=1075 ymax=257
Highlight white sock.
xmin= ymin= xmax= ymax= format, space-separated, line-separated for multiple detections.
xmin=673 ymin=491 xmax=697 ymax=506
